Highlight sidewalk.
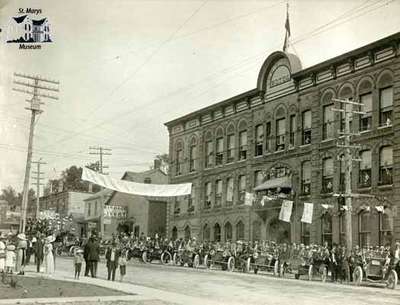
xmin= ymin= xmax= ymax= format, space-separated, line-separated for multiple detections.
xmin=0 ymin=266 xmax=234 ymax=305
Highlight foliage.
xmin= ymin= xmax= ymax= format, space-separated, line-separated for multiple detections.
xmin=0 ymin=186 xmax=35 ymax=210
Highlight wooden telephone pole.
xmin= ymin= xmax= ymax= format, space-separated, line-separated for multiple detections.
xmin=13 ymin=73 xmax=59 ymax=233
xmin=31 ymin=158 xmax=46 ymax=219
xmin=89 ymin=146 xmax=112 ymax=174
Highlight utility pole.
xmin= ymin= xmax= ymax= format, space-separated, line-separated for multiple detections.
xmin=31 ymin=159 xmax=46 ymax=219
xmin=89 ymin=146 xmax=112 ymax=174
xmin=13 ymin=73 xmax=59 ymax=233
xmin=333 ymin=98 xmax=367 ymax=255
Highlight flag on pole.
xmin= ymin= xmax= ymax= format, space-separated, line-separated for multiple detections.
xmin=279 ymin=200 xmax=293 ymax=222
xmin=301 ymin=202 xmax=313 ymax=224
xmin=283 ymin=3 xmax=291 ymax=52
xmin=244 ymin=192 xmax=255 ymax=206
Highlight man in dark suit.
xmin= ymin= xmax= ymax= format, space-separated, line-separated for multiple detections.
xmin=105 ymin=241 xmax=120 ymax=281
xmin=83 ymin=238 xmax=90 ymax=276
xmin=34 ymin=233 xmax=44 ymax=273
xmin=86 ymin=235 xmax=100 ymax=278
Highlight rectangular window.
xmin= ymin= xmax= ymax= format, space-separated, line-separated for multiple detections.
xmin=301 ymin=223 xmax=310 ymax=245
xmin=302 ymin=110 xmax=312 ymax=145
xmin=301 ymin=161 xmax=311 ymax=195
xmin=215 ymin=179 xmax=222 ymax=207
xmin=204 ymin=182 xmax=212 ymax=209
xmin=176 ymin=149 xmax=183 ymax=175
xmin=226 ymin=178 xmax=233 ymax=206
xmin=88 ymin=202 xmax=91 ymax=216
xmin=227 ymin=134 xmax=235 ymax=163
xmin=238 ymin=175 xmax=246 ymax=204
xmin=205 ymin=141 xmax=213 ymax=168
xmin=174 ymin=199 xmax=180 ymax=215
xmin=380 ymin=87 xmax=393 ymax=126
xmin=322 ymin=158 xmax=333 ymax=193
xmin=254 ymin=170 xmax=264 ymax=187
xmin=239 ymin=131 xmax=247 ymax=160
xmin=276 ymin=118 xmax=286 ymax=151
xmin=188 ymin=187 xmax=195 ymax=213
xmin=255 ymin=124 xmax=264 ymax=156
xmin=266 ymin=122 xmax=271 ymax=152
xmin=323 ymin=104 xmax=334 ymax=140
xmin=359 ymin=150 xmax=371 ymax=188
xmin=380 ymin=147 xmax=393 ymax=185
xmin=189 ymin=145 xmax=196 ymax=172
xmin=289 ymin=115 xmax=296 ymax=148
xmin=339 ymin=156 xmax=345 ymax=193
xmin=216 ymin=138 xmax=223 ymax=166
xmin=359 ymin=93 xmax=372 ymax=132
xmin=358 ymin=211 xmax=370 ymax=247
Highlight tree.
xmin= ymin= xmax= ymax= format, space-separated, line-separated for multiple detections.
xmin=0 ymin=186 xmax=36 ymax=211
xmin=152 ymin=154 xmax=169 ymax=174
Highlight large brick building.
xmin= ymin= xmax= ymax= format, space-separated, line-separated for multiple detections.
xmin=164 ymin=32 xmax=400 ymax=247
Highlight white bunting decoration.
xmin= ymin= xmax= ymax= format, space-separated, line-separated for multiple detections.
xmin=301 ymin=202 xmax=314 ymax=224
xmin=279 ymin=200 xmax=293 ymax=222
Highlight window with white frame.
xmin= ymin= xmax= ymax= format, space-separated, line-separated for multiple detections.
xmin=379 ymin=146 xmax=393 ymax=185
xmin=189 ymin=140 xmax=197 ymax=172
xmin=359 ymin=150 xmax=371 ymax=188
xmin=254 ymin=170 xmax=264 ymax=187
xmin=358 ymin=210 xmax=370 ymax=247
xmin=301 ymin=222 xmax=310 ymax=245
xmin=359 ymin=93 xmax=372 ymax=132
xmin=239 ymin=130 xmax=248 ymax=160
xmin=339 ymin=154 xmax=345 ymax=193
xmin=380 ymin=87 xmax=393 ymax=126
xmin=175 ymin=146 xmax=183 ymax=175
xmin=302 ymin=110 xmax=312 ymax=145
xmin=216 ymin=137 xmax=224 ymax=166
xmin=255 ymin=124 xmax=264 ymax=156
xmin=226 ymin=177 xmax=234 ymax=206
xmin=188 ymin=186 xmax=195 ymax=213
xmin=322 ymin=158 xmax=333 ymax=193
xmin=379 ymin=208 xmax=393 ymax=246
xmin=323 ymin=104 xmax=334 ymax=140
xmin=215 ymin=179 xmax=222 ymax=207
xmin=276 ymin=118 xmax=286 ymax=151
xmin=236 ymin=221 xmax=245 ymax=240
xmin=266 ymin=122 xmax=272 ymax=152
xmin=321 ymin=213 xmax=332 ymax=246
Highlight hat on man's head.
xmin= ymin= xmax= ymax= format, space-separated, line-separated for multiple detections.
xmin=17 ymin=233 xmax=27 ymax=240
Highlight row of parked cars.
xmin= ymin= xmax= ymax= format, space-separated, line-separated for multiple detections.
xmin=124 ymin=241 xmax=398 ymax=290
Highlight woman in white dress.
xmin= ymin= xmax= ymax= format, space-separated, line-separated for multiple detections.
xmin=44 ymin=237 xmax=54 ymax=275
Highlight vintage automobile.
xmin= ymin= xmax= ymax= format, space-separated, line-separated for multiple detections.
xmin=353 ymin=256 xmax=398 ymax=289
xmin=142 ymin=241 xmax=173 ymax=265
xmin=307 ymin=250 xmax=329 ymax=282
xmin=205 ymin=248 xmax=235 ymax=272
xmin=246 ymin=249 xmax=279 ymax=275
xmin=127 ymin=242 xmax=147 ymax=261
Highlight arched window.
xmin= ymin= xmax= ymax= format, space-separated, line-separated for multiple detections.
xmin=236 ymin=221 xmax=245 ymax=240
xmin=189 ymin=137 xmax=197 ymax=172
xmin=301 ymin=161 xmax=311 ymax=195
xmin=214 ymin=223 xmax=221 ymax=242
xmin=339 ymin=86 xmax=354 ymax=132
xmin=204 ymin=182 xmax=212 ymax=209
xmin=301 ymin=222 xmax=310 ymax=245
xmin=227 ymin=124 xmax=235 ymax=163
xmin=322 ymin=158 xmax=333 ymax=193
xmin=379 ymin=208 xmax=393 ymax=246
xmin=255 ymin=124 xmax=264 ymax=156
xmin=379 ymin=146 xmax=393 ymax=185
xmin=276 ymin=117 xmax=286 ymax=151
xmin=238 ymin=175 xmax=246 ymax=204
xmin=226 ymin=177 xmax=234 ymax=206
xmin=172 ymin=227 xmax=178 ymax=241
xmin=238 ymin=121 xmax=248 ymax=160
xmin=203 ymin=224 xmax=210 ymax=241
xmin=302 ymin=110 xmax=312 ymax=145
xmin=187 ymin=185 xmax=195 ymax=213
xmin=215 ymin=179 xmax=222 ymax=206
xmin=378 ymin=73 xmax=393 ymax=126
xmin=358 ymin=209 xmax=370 ymax=247
xmin=205 ymin=132 xmax=213 ymax=168
xmin=175 ymin=141 xmax=183 ymax=176
xmin=359 ymin=150 xmax=371 ymax=187
xmin=184 ymin=225 xmax=191 ymax=241
xmin=215 ymin=128 xmax=224 ymax=166
xmin=358 ymin=80 xmax=373 ymax=131
xmin=322 ymin=91 xmax=334 ymax=140
xmin=224 ymin=222 xmax=232 ymax=241
xmin=321 ymin=213 xmax=332 ymax=246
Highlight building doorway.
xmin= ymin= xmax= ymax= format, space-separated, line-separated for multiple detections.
xmin=267 ymin=217 xmax=290 ymax=244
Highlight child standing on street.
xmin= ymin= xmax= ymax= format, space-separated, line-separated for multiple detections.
xmin=5 ymin=244 xmax=16 ymax=274
xmin=74 ymin=249 xmax=84 ymax=279
xmin=119 ymin=249 xmax=127 ymax=282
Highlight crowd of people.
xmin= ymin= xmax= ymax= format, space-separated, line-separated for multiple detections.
xmin=0 ymin=231 xmax=55 ymax=276
xmin=1 ymin=229 xmax=399 ymax=286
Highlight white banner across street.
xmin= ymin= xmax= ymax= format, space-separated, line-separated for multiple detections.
xmin=81 ymin=167 xmax=192 ymax=197
xmin=301 ymin=202 xmax=313 ymax=224
xmin=279 ymin=200 xmax=293 ymax=222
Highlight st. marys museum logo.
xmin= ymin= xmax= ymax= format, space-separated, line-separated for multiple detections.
xmin=6 ymin=8 xmax=52 ymax=50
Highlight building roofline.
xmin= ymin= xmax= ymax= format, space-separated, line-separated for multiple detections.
xmin=164 ymin=88 xmax=259 ymax=128
xmin=164 ymin=31 xmax=400 ymax=128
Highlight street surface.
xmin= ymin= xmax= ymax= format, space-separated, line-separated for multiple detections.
xmin=38 ymin=257 xmax=400 ymax=305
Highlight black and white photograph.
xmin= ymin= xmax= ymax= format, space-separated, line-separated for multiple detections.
xmin=0 ymin=0 xmax=400 ymax=304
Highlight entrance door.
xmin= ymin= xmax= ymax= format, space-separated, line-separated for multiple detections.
xmin=267 ymin=217 xmax=291 ymax=244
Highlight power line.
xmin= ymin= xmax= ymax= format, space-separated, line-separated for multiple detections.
xmin=31 ymin=158 xmax=46 ymax=219
xmin=88 ymin=146 xmax=112 ymax=174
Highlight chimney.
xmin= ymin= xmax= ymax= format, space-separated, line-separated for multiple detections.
xmin=154 ymin=159 xmax=161 ymax=170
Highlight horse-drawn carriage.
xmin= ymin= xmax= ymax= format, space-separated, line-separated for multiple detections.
xmin=353 ymin=255 xmax=398 ymax=289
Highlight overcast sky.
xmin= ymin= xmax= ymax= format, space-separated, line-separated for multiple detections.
xmin=0 ymin=0 xmax=399 ymax=193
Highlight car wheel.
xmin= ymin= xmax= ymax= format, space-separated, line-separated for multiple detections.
xmin=161 ymin=251 xmax=172 ymax=265
xmin=387 ymin=270 xmax=398 ymax=290
xmin=273 ymin=260 xmax=279 ymax=276
xmin=193 ymin=254 xmax=200 ymax=269
xmin=227 ymin=257 xmax=235 ymax=272
xmin=308 ymin=265 xmax=313 ymax=281
xmin=246 ymin=257 xmax=251 ymax=273
xmin=142 ymin=251 xmax=148 ymax=263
